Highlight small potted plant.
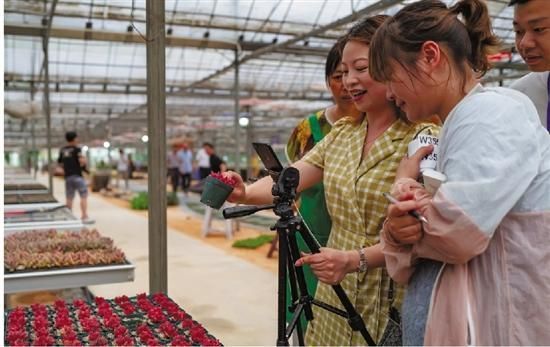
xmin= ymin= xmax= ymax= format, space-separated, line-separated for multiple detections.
xmin=200 ymin=172 xmax=236 ymax=209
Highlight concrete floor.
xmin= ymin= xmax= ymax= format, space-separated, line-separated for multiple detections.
xmin=38 ymin=174 xmax=278 ymax=346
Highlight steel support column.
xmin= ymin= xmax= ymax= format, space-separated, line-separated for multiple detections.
xmin=146 ymin=0 xmax=167 ymax=294
xmin=233 ymin=48 xmax=240 ymax=174
xmin=42 ymin=0 xmax=58 ymax=194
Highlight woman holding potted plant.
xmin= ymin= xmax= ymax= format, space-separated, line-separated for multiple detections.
xmin=225 ymin=15 xmax=439 ymax=345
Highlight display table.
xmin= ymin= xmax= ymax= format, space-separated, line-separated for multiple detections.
xmin=4 ymin=293 xmax=222 ymax=346
xmin=4 ymin=229 xmax=134 ymax=293
xmin=4 ymin=263 xmax=135 ymax=294
xmin=4 ymin=203 xmax=83 ymax=234
xmin=4 ymin=183 xmax=49 ymax=195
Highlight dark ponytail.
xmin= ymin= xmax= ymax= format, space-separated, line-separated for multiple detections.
xmin=370 ymin=0 xmax=501 ymax=88
xmin=450 ymin=0 xmax=501 ymax=75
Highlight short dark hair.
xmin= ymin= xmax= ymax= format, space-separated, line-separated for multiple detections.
xmin=325 ymin=39 xmax=345 ymax=82
xmin=65 ymin=131 xmax=77 ymax=142
xmin=203 ymin=142 xmax=214 ymax=149
xmin=508 ymin=0 xmax=530 ymax=6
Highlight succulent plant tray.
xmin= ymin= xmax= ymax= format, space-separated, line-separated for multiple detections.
xmin=4 ymin=193 xmax=58 ymax=204
xmin=4 ymin=293 xmax=222 ymax=346
xmin=4 ymin=183 xmax=48 ymax=194
xmin=4 ymin=230 xmax=134 ymax=293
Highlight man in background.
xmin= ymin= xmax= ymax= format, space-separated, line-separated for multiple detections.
xmin=196 ymin=142 xmax=211 ymax=179
xmin=58 ymin=131 xmax=94 ymax=224
xmin=116 ymin=148 xmax=129 ymax=191
xmin=178 ymin=142 xmax=193 ymax=195
xmin=204 ymin=143 xmax=226 ymax=173
xmin=167 ymin=144 xmax=181 ymax=193
xmin=510 ymin=0 xmax=550 ymax=130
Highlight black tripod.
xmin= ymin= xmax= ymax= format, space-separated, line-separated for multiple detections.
xmin=223 ymin=167 xmax=375 ymax=346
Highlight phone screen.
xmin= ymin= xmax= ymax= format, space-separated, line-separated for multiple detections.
xmin=252 ymin=142 xmax=284 ymax=173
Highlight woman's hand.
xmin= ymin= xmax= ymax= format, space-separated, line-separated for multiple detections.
xmin=384 ymin=193 xmax=424 ymax=245
xmin=396 ymin=144 xmax=434 ymax=180
xmin=223 ymin=171 xmax=246 ymax=203
xmin=295 ymin=248 xmax=355 ymax=285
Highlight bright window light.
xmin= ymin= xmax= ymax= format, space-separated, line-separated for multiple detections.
xmin=239 ymin=117 xmax=249 ymax=127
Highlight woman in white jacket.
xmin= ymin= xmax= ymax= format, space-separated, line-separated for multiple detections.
xmin=368 ymin=0 xmax=550 ymax=345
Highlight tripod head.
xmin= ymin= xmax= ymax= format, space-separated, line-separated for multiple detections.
xmin=222 ymin=166 xmax=299 ymax=220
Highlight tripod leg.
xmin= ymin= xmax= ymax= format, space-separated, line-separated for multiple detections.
xmin=287 ymin=230 xmax=314 ymax=322
xmin=297 ymin=222 xmax=377 ymax=346
xmin=277 ymin=228 xmax=290 ymax=346
xmin=286 ymin=237 xmax=305 ymax=346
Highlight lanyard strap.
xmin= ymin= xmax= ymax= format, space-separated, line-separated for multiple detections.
xmin=308 ymin=113 xmax=325 ymax=144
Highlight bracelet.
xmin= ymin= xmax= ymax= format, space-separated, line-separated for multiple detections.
xmin=357 ymin=247 xmax=368 ymax=273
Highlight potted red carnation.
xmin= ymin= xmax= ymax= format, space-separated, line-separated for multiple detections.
xmin=200 ymin=172 xmax=236 ymax=209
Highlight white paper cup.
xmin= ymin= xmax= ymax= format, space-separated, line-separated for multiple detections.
xmin=408 ymin=135 xmax=440 ymax=172
xmin=422 ymin=169 xmax=447 ymax=195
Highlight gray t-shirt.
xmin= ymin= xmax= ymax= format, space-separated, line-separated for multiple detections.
xmin=510 ymin=71 xmax=549 ymax=129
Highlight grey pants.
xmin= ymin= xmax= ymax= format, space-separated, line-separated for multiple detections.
xmin=402 ymin=259 xmax=443 ymax=346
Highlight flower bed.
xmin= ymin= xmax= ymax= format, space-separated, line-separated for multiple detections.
xmin=4 ymin=293 xmax=222 ymax=346
xmin=4 ymin=229 xmax=127 ymax=272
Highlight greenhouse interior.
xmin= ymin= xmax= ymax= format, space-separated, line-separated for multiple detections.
xmin=3 ymin=0 xmax=549 ymax=346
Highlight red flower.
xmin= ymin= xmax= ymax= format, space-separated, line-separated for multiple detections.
xmin=190 ymin=325 xmax=207 ymax=341
xmin=63 ymin=338 xmax=82 ymax=346
xmin=114 ymin=295 xmax=130 ymax=304
xmin=171 ymin=310 xmax=188 ymax=321
xmin=105 ymin=316 xmax=121 ymax=329
xmin=10 ymin=339 xmax=28 ymax=346
xmin=210 ymin=172 xmax=237 ymax=187
xmin=94 ymin=296 xmax=107 ymax=305
xmin=115 ymin=336 xmax=134 ymax=346
xmin=88 ymin=331 xmax=101 ymax=341
xmin=54 ymin=299 xmax=66 ymax=308
xmin=114 ymin=325 xmax=128 ymax=337
xmin=180 ymin=318 xmax=194 ymax=329
xmin=171 ymin=335 xmax=191 ymax=346
xmin=197 ymin=336 xmax=221 ymax=346
xmin=89 ymin=336 xmax=108 ymax=346
xmin=72 ymin=299 xmax=86 ymax=308
xmin=145 ymin=337 xmax=160 ymax=346
xmin=160 ymin=321 xmax=177 ymax=337
xmin=121 ymin=303 xmax=135 ymax=315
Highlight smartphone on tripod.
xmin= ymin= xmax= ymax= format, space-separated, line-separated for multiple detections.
xmin=252 ymin=142 xmax=284 ymax=178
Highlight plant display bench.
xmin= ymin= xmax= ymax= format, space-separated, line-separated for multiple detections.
xmin=4 ymin=293 xmax=222 ymax=346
